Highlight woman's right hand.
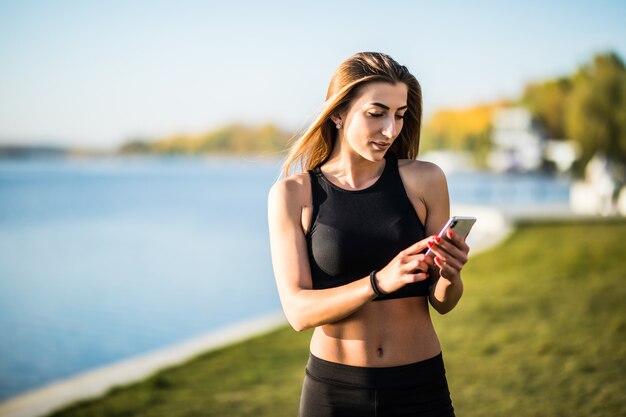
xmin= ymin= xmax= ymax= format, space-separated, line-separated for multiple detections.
xmin=374 ymin=236 xmax=436 ymax=294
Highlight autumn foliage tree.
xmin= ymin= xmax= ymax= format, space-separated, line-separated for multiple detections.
xmin=420 ymin=102 xmax=507 ymax=166
xmin=119 ymin=124 xmax=292 ymax=155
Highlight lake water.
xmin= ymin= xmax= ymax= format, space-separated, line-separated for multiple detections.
xmin=0 ymin=156 xmax=570 ymax=401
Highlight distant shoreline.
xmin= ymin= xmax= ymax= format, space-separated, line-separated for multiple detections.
xmin=0 ymin=144 xmax=288 ymax=159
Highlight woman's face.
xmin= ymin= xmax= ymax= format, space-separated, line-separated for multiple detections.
xmin=335 ymin=81 xmax=408 ymax=162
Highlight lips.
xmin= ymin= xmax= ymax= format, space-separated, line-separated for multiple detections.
xmin=372 ymin=141 xmax=391 ymax=148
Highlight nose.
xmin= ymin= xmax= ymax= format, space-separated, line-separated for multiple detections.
xmin=381 ymin=116 xmax=397 ymax=139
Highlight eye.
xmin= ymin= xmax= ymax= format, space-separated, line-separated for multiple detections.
xmin=368 ymin=112 xmax=384 ymax=118
xmin=395 ymin=114 xmax=406 ymax=120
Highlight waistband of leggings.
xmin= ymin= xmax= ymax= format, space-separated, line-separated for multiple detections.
xmin=305 ymin=352 xmax=446 ymax=389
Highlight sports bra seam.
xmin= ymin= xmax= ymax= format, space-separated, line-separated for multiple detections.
xmin=305 ymin=169 xmax=319 ymax=238
xmin=393 ymin=161 xmax=427 ymax=231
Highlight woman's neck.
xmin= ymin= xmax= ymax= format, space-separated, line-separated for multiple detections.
xmin=322 ymin=144 xmax=386 ymax=190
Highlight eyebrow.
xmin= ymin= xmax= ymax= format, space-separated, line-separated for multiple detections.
xmin=371 ymin=102 xmax=408 ymax=111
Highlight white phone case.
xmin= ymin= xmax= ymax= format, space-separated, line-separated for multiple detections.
xmin=425 ymin=216 xmax=476 ymax=256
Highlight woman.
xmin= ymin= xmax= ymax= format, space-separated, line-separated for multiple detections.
xmin=268 ymin=52 xmax=470 ymax=417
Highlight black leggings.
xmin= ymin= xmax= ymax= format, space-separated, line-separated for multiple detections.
xmin=299 ymin=352 xmax=455 ymax=417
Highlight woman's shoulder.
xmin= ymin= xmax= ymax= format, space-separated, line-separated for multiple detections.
xmin=268 ymin=172 xmax=311 ymax=206
xmin=397 ymin=158 xmax=447 ymax=187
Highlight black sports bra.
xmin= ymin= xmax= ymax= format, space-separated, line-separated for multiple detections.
xmin=306 ymin=154 xmax=429 ymax=300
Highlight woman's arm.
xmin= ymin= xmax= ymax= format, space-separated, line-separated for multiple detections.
xmin=268 ymin=176 xmax=432 ymax=331
xmin=412 ymin=162 xmax=469 ymax=314
xmin=268 ymin=177 xmax=377 ymax=331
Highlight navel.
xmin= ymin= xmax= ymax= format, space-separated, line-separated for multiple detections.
xmin=377 ymin=347 xmax=384 ymax=357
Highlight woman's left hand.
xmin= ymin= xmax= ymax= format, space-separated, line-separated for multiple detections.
xmin=426 ymin=229 xmax=470 ymax=283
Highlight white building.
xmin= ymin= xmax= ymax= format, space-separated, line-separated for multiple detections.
xmin=570 ymin=153 xmax=624 ymax=216
xmin=487 ymin=107 xmax=546 ymax=173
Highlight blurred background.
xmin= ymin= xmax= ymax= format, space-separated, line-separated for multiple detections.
xmin=1 ymin=0 xmax=625 ymax=410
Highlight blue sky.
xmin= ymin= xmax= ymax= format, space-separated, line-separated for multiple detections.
xmin=1 ymin=0 xmax=625 ymax=150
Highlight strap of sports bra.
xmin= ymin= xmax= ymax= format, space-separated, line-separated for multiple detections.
xmin=306 ymin=168 xmax=321 ymax=236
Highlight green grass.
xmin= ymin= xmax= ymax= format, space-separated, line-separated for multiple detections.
xmin=436 ymin=219 xmax=626 ymax=416
xmin=49 ymin=220 xmax=626 ymax=417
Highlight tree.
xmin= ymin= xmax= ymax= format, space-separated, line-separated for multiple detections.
xmin=521 ymin=77 xmax=572 ymax=139
xmin=117 ymin=124 xmax=293 ymax=155
xmin=564 ymin=52 xmax=626 ymax=169
xmin=420 ymin=102 xmax=505 ymax=167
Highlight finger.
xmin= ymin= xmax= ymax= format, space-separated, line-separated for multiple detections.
xmin=440 ymin=255 xmax=463 ymax=272
xmin=402 ymin=235 xmax=438 ymax=255
xmin=434 ymin=257 xmax=462 ymax=279
xmin=405 ymin=258 xmax=432 ymax=273
xmin=432 ymin=244 xmax=466 ymax=270
xmin=405 ymin=271 xmax=430 ymax=283
xmin=446 ymin=229 xmax=470 ymax=253
xmin=426 ymin=244 xmax=445 ymax=263
xmin=440 ymin=234 xmax=467 ymax=256
xmin=427 ymin=240 xmax=456 ymax=262
xmin=436 ymin=245 xmax=468 ymax=267
xmin=438 ymin=263 xmax=461 ymax=282
xmin=430 ymin=237 xmax=468 ymax=265
xmin=404 ymin=253 xmax=436 ymax=272
xmin=421 ymin=254 xmax=436 ymax=268
xmin=433 ymin=255 xmax=445 ymax=270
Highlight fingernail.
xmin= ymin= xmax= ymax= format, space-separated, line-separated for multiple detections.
xmin=447 ymin=230 xmax=454 ymax=238
xmin=435 ymin=236 xmax=441 ymax=243
xmin=427 ymin=241 xmax=434 ymax=248
xmin=435 ymin=256 xmax=440 ymax=263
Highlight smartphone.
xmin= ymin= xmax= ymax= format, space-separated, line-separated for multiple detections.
xmin=425 ymin=216 xmax=476 ymax=256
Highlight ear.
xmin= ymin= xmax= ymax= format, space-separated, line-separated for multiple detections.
xmin=329 ymin=113 xmax=342 ymax=125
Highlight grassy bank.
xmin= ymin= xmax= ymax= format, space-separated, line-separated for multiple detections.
xmin=49 ymin=220 xmax=626 ymax=417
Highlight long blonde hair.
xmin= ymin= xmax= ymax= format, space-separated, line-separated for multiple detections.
xmin=281 ymin=52 xmax=423 ymax=177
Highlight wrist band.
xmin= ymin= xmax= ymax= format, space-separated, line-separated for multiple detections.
xmin=370 ymin=270 xmax=386 ymax=298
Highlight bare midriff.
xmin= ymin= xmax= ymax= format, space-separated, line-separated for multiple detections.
xmin=309 ymin=296 xmax=441 ymax=367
